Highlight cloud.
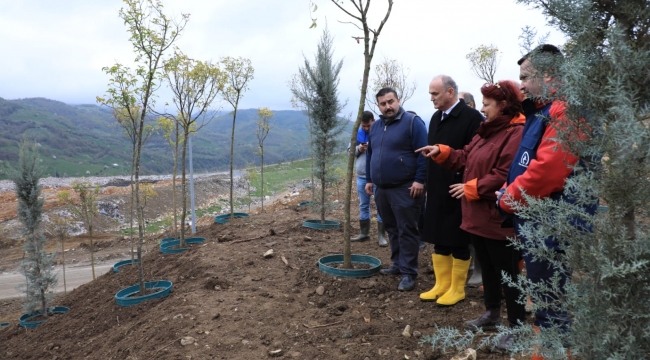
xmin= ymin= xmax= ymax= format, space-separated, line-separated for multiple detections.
xmin=0 ymin=0 xmax=565 ymax=120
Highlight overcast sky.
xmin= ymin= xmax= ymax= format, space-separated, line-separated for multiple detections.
xmin=0 ymin=0 xmax=564 ymax=121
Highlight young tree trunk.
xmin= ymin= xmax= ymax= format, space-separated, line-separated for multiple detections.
xmin=135 ymin=122 xmax=145 ymax=294
xmin=247 ymin=179 xmax=251 ymax=213
xmin=89 ymin=224 xmax=96 ymax=280
xmin=337 ymin=0 xmax=392 ymax=268
xmin=260 ymin=147 xmax=264 ymax=212
xmin=129 ymin=142 xmax=136 ymax=264
xmin=40 ymin=288 xmax=47 ymax=318
xmin=342 ymin=39 xmax=372 ymax=268
xmin=230 ymin=97 xmax=240 ymax=219
xmin=321 ymin=157 xmax=327 ymax=224
xmin=62 ymin=237 xmax=67 ymax=294
xmin=180 ymin=128 xmax=189 ymax=248
xmin=309 ymin=119 xmax=315 ymax=202
xmin=172 ymin=120 xmax=180 ymax=239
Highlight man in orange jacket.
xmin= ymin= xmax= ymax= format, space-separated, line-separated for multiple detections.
xmin=497 ymin=44 xmax=597 ymax=359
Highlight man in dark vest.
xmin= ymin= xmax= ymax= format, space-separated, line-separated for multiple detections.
xmin=420 ymin=75 xmax=483 ymax=306
xmin=365 ymin=87 xmax=427 ymax=291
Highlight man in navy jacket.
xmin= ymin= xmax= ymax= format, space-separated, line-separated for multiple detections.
xmin=365 ymin=87 xmax=427 ymax=291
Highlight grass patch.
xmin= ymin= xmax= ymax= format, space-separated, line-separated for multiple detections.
xmin=246 ymin=153 xmax=347 ymax=197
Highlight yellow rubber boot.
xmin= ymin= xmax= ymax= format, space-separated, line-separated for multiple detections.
xmin=419 ymin=254 xmax=452 ymax=301
xmin=436 ymin=257 xmax=471 ymax=306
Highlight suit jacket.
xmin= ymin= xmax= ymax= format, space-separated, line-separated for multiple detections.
xmin=423 ymin=99 xmax=483 ymax=246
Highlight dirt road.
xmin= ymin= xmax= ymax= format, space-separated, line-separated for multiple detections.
xmin=0 ymin=263 xmax=113 ymax=300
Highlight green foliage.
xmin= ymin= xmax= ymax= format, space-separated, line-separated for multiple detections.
xmin=164 ymin=50 xmax=225 ymax=245
xmin=466 ymin=44 xmax=500 ymax=84
xmin=221 ymin=56 xmax=255 ymax=218
xmin=366 ymin=57 xmax=417 ymax=114
xmin=11 ymin=141 xmax=57 ymax=316
xmin=67 ymin=181 xmax=100 ymax=280
xmin=294 ymin=28 xmax=347 ymax=222
xmin=97 ymin=0 xmax=188 ymax=292
xmin=256 ymin=107 xmax=275 ymax=211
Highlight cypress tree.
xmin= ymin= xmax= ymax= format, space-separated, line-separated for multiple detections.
xmin=11 ymin=141 xmax=58 ymax=317
xmin=297 ymin=28 xmax=347 ymax=223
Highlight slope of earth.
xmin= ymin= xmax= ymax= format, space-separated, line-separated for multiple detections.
xmin=0 ymin=194 xmax=522 ymax=360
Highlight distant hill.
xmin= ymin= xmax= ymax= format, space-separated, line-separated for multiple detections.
xmin=0 ymin=97 xmax=352 ymax=179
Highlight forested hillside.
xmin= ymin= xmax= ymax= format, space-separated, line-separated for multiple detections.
xmin=0 ymin=97 xmax=351 ymax=179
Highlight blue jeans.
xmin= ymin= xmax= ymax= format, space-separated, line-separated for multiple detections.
xmin=357 ymin=176 xmax=381 ymax=222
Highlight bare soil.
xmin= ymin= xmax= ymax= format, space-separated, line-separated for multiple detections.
xmin=0 ymin=181 xmax=524 ymax=360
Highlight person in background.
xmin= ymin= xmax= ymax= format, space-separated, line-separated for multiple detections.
xmin=349 ymin=110 xmax=387 ymax=247
xmin=458 ymin=91 xmax=477 ymax=109
xmin=417 ymin=80 xmax=526 ymax=351
xmin=365 ymin=88 xmax=427 ymax=291
xmin=419 ymin=75 xmax=483 ymax=306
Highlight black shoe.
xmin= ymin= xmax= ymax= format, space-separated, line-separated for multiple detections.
xmin=379 ymin=265 xmax=401 ymax=275
xmin=463 ymin=308 xmax=502 ymax=330
xmin=397 ymin=275 xmax=416 ymax=291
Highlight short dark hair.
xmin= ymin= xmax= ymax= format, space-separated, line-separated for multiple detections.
xmin=375 ymin=87 xmax=398 ymax=100
xmin=361 ymin=110 xmax=374 ymax=123
xmin=518 ymin=44 xmax=563 ymax=65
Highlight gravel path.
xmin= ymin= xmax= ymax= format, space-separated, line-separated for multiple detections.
xmin=0 ymin=172 xmax=227 ymax=192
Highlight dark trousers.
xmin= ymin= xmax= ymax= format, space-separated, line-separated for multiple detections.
xmin=523 ymin=248 xmax=571 ymax=330
xmin=471 ymin=234 xmax=525 ymax=326
xmin=433 ymin=244 xmax=470 ymax=260
xmin=375 ymin=182 xmax=424 ymax=276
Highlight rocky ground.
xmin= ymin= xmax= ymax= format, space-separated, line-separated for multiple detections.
xmin=0 ymin=177 xmax=527 ymax=360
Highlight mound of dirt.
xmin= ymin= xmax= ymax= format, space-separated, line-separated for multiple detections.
xmin=0 ymin=194 xmax=521 ymax=359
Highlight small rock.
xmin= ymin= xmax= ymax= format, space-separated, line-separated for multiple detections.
xmin=316 ymin=285 xmax=325 ymax=296
xmin=377 ymin=294 xmax=385 ymax=300
xmin=412 ymin=331 xmax=422 ymax=338
xmin=269 ymin=349 xmax=283 ymax=357
xmin=359 ymin=280 xmax=376 ymax=290
xmin=304 ymin=236 xmax=312 ymax=241
xmin=161 ymin=317 xmax=169 ymax=322
xmin=378 ymin=348 xmax=391 ymax=356
xmin=470 ymin=301 xmax=478 ymax=307
xmin=263 ymin=249 xmax=274 ymax=258
xmin=450 ymin=348 xmax=477 ymax=360
xmin=414 ymin=350 xmax=423 ymax=357
xmin=242 ymin=340 xmax=250 ymax=345
xmin=402 ymin=325 xmax=412 ymax=337
xmin=180 ymin=337 xmax=196 ymax=346
xmin=289 ymin=351 xmax=302 ymax=358
xmin=173 ymin=314 xmax=183 ymax=319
